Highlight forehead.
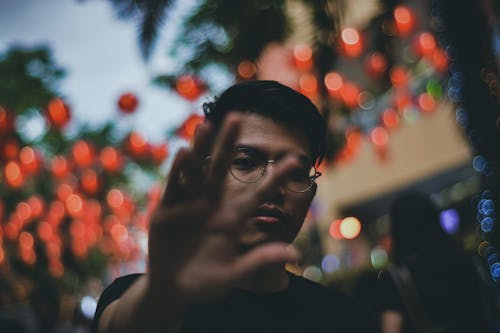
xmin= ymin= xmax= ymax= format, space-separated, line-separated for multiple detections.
xmin=233 ymin=112 xmax=312 ymax=162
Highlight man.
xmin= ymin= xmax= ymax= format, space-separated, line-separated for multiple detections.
xmin=93 ymin=80 xmax=377 ymax=333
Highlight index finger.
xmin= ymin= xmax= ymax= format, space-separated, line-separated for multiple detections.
xmin=204 ymin=113 xmax=241 ymax=198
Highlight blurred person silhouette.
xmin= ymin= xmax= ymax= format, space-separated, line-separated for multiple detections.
xmin=378 ymin=191 xmax=497 ymax=333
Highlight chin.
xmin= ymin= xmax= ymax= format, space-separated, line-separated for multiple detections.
xmin=237 ymin=231 xmax=292 ymax=253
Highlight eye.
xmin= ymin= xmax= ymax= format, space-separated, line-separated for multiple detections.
xmin=231 ymin=154 xmax=259 ymax=171
xmin=288 ymin=167 xmax=310 ymax=182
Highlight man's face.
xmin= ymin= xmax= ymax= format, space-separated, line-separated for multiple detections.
xmin=222 ymin=112 xmax=317 ymax=250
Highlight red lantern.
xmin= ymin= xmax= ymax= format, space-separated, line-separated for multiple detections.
xmin=175 ymin=75 xmax=206 ymax=101
xmin=340 ymin=27 xmax=363 ymax=58
xmin=126 ymin=132 xmax=149 ymax=159
xmin=364 ymin=52 xmax=388 ymax=78
xmin=80 ymin=169 xmax=100 ymax=195
xmin=237 ymin=61 xmax=257 ymax=80
xmin=27 ymin=196 xmax=45 ymax=219
xmin=118 ymin=92 xmax=139 ymax=114
xmin=293 ymin=44 xmax=313 ymax=71
xmin=340 ymin=82 xmax=360 ymax=108
xmin=19 ymin=146 xmax=43 ymax=175
xmin=150 ymin=143 xmax=169 ymax=165
xmin=47 ymin=97 xmax=71 ymax=129
xmin=417 ymin=93 xmax=436 ymax=113
xmin=72 ymin=140 xmax=94 ymax=168
xmin=393 ymin=5 xmax=417 ymax=36
xmin=381 ymin=108 xmax=400 ymax=129
xmin=299 ymin=73 xmax=318 ymax=99
xmin=430 ymin=48 xmax=449 ymax=73
xmin=389 ymin=66 xmax=409 ymax=88
xmin=51 ymin=156 xmax=71 ymax=178
xmin=177 ymin=114 xmax=204 ymax=140
xmin=1 ymin=138 xmax=19 ymax=161
xmin=324 ymin=72 xmax=344 ymax=98
xmin=413 ymin=32 xmax=436 ymax=58
xmin=0 ymin=106 xmax=15 ymax=136
xmin=4 ymin=160 xmax=25 ymax=189
xmin=100 ymin=146 xmax=123 ymax=173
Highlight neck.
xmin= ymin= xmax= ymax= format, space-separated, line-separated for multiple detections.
xmin=238 ymin=265 xmax=290 ymax=293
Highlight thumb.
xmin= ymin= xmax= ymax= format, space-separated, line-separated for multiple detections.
xmin=229 ymin=243 xmax=300 ymax=282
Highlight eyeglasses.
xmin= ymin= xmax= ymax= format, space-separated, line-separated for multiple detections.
xmin=206 ymin=147 xmax=321 ymax=193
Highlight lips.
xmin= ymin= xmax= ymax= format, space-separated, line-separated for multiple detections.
xmin=252 ymin=205 xmax=287 ymax=224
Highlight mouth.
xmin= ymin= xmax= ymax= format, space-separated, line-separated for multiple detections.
xmin=252 ymin=205 xmax=287 ymax=225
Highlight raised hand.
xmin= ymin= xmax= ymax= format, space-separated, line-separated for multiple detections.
xmin=147 ymin=113 xmax=300 ymax=304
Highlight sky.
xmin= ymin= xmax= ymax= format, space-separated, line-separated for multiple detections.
xmin=0 ymin=0 xmax=205 ymax=142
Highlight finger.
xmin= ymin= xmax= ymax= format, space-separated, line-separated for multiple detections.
xmin=187 ymin=121 xmax=214 ymax=184
xmin=151 ymin=198 xmax=215 ymax=229
xmin=161 ymin=148 xmax=192 ymax=205
xmin=228 ymin=243 xmax=300 ymax=283
xmin=205 ymin=113 xmax=241 ymax=196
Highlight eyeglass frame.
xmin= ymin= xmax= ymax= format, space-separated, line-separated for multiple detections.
xmin=204 ymin=147 xmax=322 ymax=193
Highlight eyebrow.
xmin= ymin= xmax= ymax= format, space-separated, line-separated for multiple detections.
xmin=233 ymin=144 xmax=313 ymax=166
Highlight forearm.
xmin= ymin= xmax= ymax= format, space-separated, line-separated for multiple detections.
xmin=99 ymin=275 xmax=186 ymax=333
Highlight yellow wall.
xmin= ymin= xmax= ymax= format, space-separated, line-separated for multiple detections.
xmin=315 ymin=103 xmax=472 ymax=253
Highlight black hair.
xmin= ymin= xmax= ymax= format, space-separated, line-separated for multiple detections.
xmin=203 ymin=80 xmax=327 ymax=166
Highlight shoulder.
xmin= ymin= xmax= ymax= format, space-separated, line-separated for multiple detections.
xmin=92 ymin=273 xmax=144 ymax=333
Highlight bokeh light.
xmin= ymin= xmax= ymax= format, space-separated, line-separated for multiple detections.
xmin=439 ymin=209 xmax=460 ymax=234
xmin=340 ymin=217 xmax=362 ymax=239
xmin=322 ymin=254 xmax=340 ymax=273
xmin=329 ymin=219 xmax=343 ymax=240
xmin=303 ymin=265 xmax=322 ymax=282
xmin=341 ymin=27 xmax=362 ymax=57
xmin=370 ymin=246 xmax=389 ymax=268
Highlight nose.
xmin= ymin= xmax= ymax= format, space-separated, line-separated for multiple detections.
xmin=263 ymin=160 xmax=288 ymax=196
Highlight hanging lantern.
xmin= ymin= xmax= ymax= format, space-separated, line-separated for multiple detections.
xmin=340 ymin=27 xmax=363 ymax=58
xmin=364 ymin=52 xmax=388 ymax=78
xmin=389 ymin=66 xmax=409 ymax=88
xmin=47 ymin=97 xmax=71 ymax=129
xmin=4 ymin=160 xmax=25 ymax=189
xmin=237 ymin=60 xmax=257 ymax=80
xmin=65 ymin=193 xmax=83 ymax=218
xmin=299 ymin=73 xmax=318 ymax=99
xmin=413 ymin=32 xmax=436 ymax=58
xmin=324 ymin=72 xmax=344 ymax=98
xmin=175 ymin=75 xmax=206 ymax=101
xmin=340 ymin=82 xmax=360 ymax=108
xmin=393 ymin=5 xmax=417 ymax=36
xmin=150 ymin=143 xmax=169 ymax=165
xmin=51 ymin=156 xmax=71 ymax=179
xmin=72 ymin=140 xmax=94 ymax=168
xmin=293 ymin=44 xmax=313 ymax=71
xmin=381 ymin=108 xmax=400 ymax=129
xmin=80 ymin=168 xmax=100 ymax=195
xmin=19 ymin=146 xmax=43 ymax=175
xmin=125 ymin=131 xmax=149 ymax=159
xmin=27 ymin=196 xmax=45 ymax=220
xmin=371 ymin=127 xmax=389 ymax=162
xmin=177 ymin=114 xmax=204 ymax=140
xmin=100 ymin=146 xmax=123 ymax=173
xmin=0 ymin=106 xmax=15 ymax=137
xmin=118 ymin=92 xmax=139 ymax=114
xmin=430 ymin=48 xmax=449 ymax=73
xmin=417 ymin=93 xmax=436 ymax=113
xmin=1 ymin=138 xmax=19 ymax=161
